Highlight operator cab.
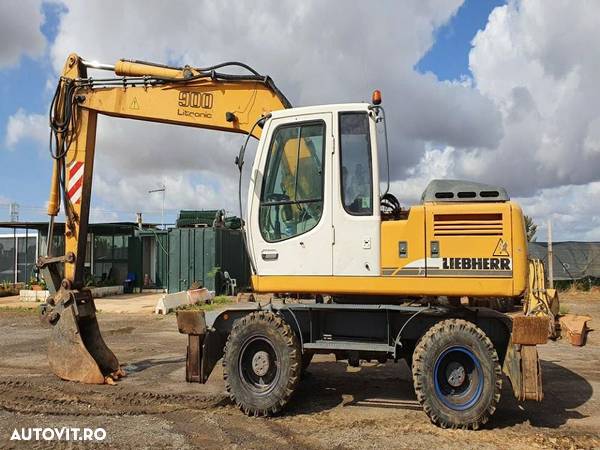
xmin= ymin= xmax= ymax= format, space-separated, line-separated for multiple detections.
xmin=247 ymin=101 xmax=381 ymax=277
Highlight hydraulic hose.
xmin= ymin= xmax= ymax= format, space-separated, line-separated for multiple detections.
xmin=236 ymin=114 xmax=271 ymax=275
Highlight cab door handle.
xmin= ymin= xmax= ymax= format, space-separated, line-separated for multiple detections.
xmin=261 ymin=250 xmax=279 ymax=261
xmin=399 ymin=241 xmax=408 ymax=258
xmin=430 ymin=240 xmax=440 ymax=258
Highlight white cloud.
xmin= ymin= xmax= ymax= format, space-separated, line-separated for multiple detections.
xmin=92 ymin=169 xmax=239 ymax=222
xmin=388 ymin=148 xmax=600 ymax=242
xmin=382 ymin=0 xmax=600 ymax=241
xmin=0 ymin=0 xmax=46 ymax=68
xmin=584 ymin=117 xmax=600 ymax=157
xmin=462 ymin=0 xmax=600 ymax=195
xmin=516 ymin=182 xmax=600 ymax=241
xmin=47 ymin=0 xmax=502 ymax=179
xmin=45 ymin=0 xmax=505 ymax=217
xmin=89 ymin=207 xmax=119 ymax=224
xmin=8 ymin=0 xmax=600 ymax=240
xmin=4 ymin=109 xmax=47 ymax=149
xmin=389 ymin=146 xmax=457 ymax=204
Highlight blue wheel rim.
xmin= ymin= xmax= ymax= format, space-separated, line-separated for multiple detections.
xmin=433 ymin=346 xmax=483 ymax=411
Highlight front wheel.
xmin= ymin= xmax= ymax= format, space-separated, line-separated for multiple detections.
xmin=223 ymin=311 xmax=301 ymax=416
xmin=412 ymin=319 xmax=502 ymax=429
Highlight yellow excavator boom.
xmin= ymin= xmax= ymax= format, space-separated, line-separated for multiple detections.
xmin=38 ymin=53 xmax=290 ymax=384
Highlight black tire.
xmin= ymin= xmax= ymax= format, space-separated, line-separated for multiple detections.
xmin=223 ymin=311 xmax=301 ymax=416
xmin=301 ymin=351 xmax=314 ymax=371
xmin=412 ymin=319 xmax=502 ymax=430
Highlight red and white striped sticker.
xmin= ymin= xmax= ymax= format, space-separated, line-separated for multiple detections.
xmin=67 ymin=160 xmax=84 ymax=205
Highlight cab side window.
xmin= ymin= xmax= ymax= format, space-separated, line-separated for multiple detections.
xmin=260 ymin=121 xmax=325 ymax=242
xmin=339 ymin=112 xmax=373 ymax=215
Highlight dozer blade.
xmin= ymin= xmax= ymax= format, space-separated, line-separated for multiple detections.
xmin=45 ymin=290 xmax=119 ymax=384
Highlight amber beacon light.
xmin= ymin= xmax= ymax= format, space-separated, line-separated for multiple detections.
xmin=372 ymin=89 xmax=382 ymax=105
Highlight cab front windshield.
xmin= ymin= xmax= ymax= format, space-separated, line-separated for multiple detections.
xmin=259 ymin=121 xmax=325 ymax=242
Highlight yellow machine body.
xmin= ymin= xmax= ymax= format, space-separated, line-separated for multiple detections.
xmin=252 ymin=201 xmax=528 ymax=297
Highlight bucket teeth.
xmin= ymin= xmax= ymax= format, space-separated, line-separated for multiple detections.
xmin=106 ymin=367 xmax=128 ymax=382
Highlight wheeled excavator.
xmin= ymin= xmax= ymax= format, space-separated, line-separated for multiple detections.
xmin=38 ymin=53 xmax=557 ymax=429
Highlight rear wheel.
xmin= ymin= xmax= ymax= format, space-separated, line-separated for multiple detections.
xmin=223 ymin=311 xmax=301 ymax=416
xmin=412 ymin=319 xmax=502 ymax=429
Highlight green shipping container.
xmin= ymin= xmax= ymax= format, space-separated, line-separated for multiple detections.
xmin=167 ymin=228 xmax=250 ymax=294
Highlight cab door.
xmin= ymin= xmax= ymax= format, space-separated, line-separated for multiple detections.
xmin=332 ymin=111 xmax=380 ymax=276
xmin=248 ymin=113 xmax=333 ymax=276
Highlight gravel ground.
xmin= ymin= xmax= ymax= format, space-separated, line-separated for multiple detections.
xmin=0 ymin=292 xmax=598 ymax=449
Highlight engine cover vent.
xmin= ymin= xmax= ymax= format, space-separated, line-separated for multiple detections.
xmin=433 ymin=213 xmax=504 ymax=237
xmin=421 ymin=179 xmax=509 ymax=203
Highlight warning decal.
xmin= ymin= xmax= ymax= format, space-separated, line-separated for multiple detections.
xmin=129 ymin=97 xmax=139 ymax=110
xmin=67 ymin=160 xmax=84 ymax=205
xmin=493 ymin=238 xmax=510 ymax=256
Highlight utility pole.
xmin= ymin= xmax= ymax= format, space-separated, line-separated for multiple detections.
xmin=148 ymin=184 xmax=166 ymax=230
xmin=136 ymin=212 xmax=143 ymax=230
xmin=9 ymin=202 xmax=19 ymax=222
xmin=547 ymin=219 xmax=554 ymax=289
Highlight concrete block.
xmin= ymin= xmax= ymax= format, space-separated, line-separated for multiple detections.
xmin=19 ymin=290 xmax=50 ymax=302
xmin=155 ymin=288 xmax=214 ymax=315
xmin=188 ymin=288 xmax=213 ymax=304
xmin=88 ymin=286 xmax=124 ymax=298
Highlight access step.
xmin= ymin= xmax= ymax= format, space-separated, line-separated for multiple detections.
xmin=303 ymin=340 xmax=394 ymax=353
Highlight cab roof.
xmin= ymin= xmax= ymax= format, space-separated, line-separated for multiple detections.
xmin=270 ymin=102 xmax=371 ymax=119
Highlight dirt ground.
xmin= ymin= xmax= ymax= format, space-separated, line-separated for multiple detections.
xmin=0 ymin=292 xmax=599 ymax=449
xmin=0 ymin=292 xmax=163 ymax=314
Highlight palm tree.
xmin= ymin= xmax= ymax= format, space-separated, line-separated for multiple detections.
xmin=524 ymin=215 xmax=537 ymax=242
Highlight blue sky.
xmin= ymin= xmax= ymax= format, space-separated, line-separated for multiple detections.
xmin=0 ymin=2 xmax=65 ymax=221
xmin=416 ymin=0 xmax=506 ymax=80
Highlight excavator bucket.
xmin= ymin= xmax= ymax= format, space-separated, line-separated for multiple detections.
xmin=44 ymin=289 xmax=120 ymax=384
xmin=523 ymin=259 xmax=560 ymax=339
